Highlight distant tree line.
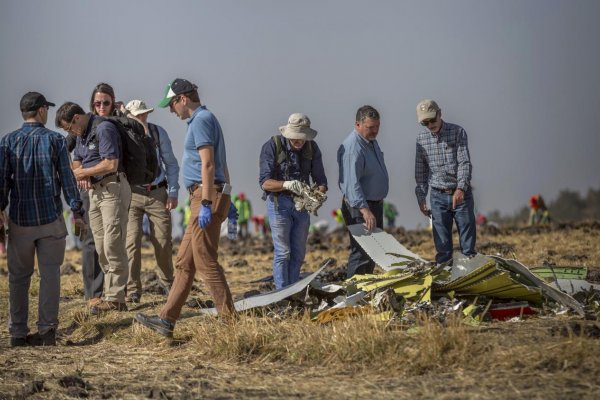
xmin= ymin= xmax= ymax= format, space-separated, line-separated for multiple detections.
xmin=487 ymin=188 xmax=600 ymax=226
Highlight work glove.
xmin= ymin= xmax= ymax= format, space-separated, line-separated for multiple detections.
xmin=282 ymin=180 xmax=304 ymax=195
xmin=228 ymin=202 xmax=238 ymax=222
xmin=73 ymin=214 xmax=88 ymax=241
xmin=198 ymin=204 xmax=212 ymax=229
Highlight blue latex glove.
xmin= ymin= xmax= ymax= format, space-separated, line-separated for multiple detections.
xmin=198 ymin=204 xmax=212 ymax=228
xmin=228 ymin=202 xmax=238 ymax=221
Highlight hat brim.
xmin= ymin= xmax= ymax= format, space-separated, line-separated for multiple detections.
xmin=417 ymin=111 xmax=437 ymax=123
xmin=279 ymin=126 xmax=317 ymax=141
xmin=131 ymin=108 xmax=154 ymax=116
xmin=46 ymin=101 xmax=56 ymax=108
xmin=158 ymin=96 xmax=174 ymax=108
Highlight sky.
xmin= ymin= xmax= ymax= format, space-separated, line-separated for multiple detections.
xmin=1 ymin=0 xmax=599 ymax=229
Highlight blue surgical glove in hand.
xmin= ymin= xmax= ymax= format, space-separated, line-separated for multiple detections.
xmin=198 ymin=204 xmax=212 ymax=228
xmin=228 ymin=202 xmax=238 ymax=221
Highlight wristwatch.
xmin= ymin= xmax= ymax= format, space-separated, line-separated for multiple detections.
xmin=201 ymin=199 xmax=213 ymax=207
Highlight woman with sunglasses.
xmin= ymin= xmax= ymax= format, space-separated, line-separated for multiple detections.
xmin=90 ymin=82 xmax=123 ymax=117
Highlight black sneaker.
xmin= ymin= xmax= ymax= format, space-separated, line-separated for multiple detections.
xmin=26 ymin=329 xmax=56 ymax=346
xmin=10 ymin=337 xmax=28 ymax=347
xmin=134 ymin=313 xmax=175 ymax=338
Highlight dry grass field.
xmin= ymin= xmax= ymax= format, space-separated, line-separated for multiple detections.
xmin=1 ymin=222 xmax=600 ymax=399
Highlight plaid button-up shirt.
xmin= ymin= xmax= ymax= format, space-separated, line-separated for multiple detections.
xmin=415 ymin=121 xmax=472 ymax=204
xmin=0 ymin=122 xmax=81 ymax=226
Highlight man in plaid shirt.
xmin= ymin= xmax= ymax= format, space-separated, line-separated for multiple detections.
xmin=414 ymin=99 xmax=476 ymax=265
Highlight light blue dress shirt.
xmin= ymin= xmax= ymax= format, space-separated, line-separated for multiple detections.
xmin=148 ymin=123 xmax=180 ymax=198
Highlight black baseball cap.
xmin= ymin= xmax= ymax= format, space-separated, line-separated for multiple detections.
xmin=158 ymin=78 xmax=198 ymax=108
xmin=20 ymin=92 xmax=56 ymax=112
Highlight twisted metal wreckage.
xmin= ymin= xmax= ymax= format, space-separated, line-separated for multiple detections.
xmin=202 ymin=217 xmax=599 ymax=325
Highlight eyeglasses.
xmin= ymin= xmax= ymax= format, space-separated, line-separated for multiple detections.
xmin=63 ymin=117 xmax=75 ymax=132
xmin=93 ymin=100 xmax=112 ymax=108
xmin=420 ymin=117 xmax=437 ymax=126
xmin=169 ymin=95 xmax=182 ymax=108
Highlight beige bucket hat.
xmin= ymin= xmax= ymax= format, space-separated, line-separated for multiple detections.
xmin=279 ymin=113 xmax=317 ymax=141
xmin=125 ymin=99 xmax=154 ymax=116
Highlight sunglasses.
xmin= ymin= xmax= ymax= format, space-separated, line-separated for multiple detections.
xmin=420 ymin=117 xmax=437 ymax=126
xmin=93 ymin=100 xmax=112 ymax=108
xmin=169 ymin=95 xmax=182 ymax=108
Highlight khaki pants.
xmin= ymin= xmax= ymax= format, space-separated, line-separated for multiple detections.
xmin=8 ymin=216 xmax=67 ymax=337
xmin=126 ymin=188 xmax=174 ymax=296
xmin=88 ymin=173 xmax=132 ymax=303
xmin=159 ymin=187 xmax=234 ymax=321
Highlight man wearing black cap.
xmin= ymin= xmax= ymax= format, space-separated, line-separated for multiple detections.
xmin=0 ymin=92 xmax=86 ymax=347
xmin=135 ymin=78 xmax=238 ymax=337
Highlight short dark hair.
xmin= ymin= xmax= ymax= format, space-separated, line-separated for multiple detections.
xmin=356 ymin=105 xmax=380 ymax=122
xmin=21 ymin=110 xmax=38 ymax=119
xmin=182 ymin=89 xmax=200 ymax=103
xmin=55 ymin=102 xmax=85 ymax=128
xmin=89 ymin=82 xmax=116 ymax=115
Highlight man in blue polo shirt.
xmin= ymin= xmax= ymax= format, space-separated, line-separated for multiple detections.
xmin=338 ymin=105 xmax=389 ymax=278
xmin=0 ymin=92 xmax=85 ymax=346
xmin=56 ymin=102 xmax=131 ymax=314
xmin=135 ymin=78 xmax=237 ymax=337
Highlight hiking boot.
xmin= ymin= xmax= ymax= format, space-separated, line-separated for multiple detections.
xmin=26 ymin=330 xmax=56 ymax=346
xmin=134 ymin=313 xmax=175 ymax=338
xmin=90 ymin=301 xmax=128 ymax=315
xmin=126 ymin=293 xmax=141 ymax=304
xmin=10 ymin=336 xmax=28 ymax=347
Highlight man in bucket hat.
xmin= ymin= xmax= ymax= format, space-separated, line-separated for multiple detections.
xmin=337 ymin=105 xmax=389 ymax=278
xmin=414 ymin=99 xmax=476 ymax=265
xmin=122 ymin=99 xmax=180 ymax=304
xmin=259 ymin=113 xmax=328 ymax=289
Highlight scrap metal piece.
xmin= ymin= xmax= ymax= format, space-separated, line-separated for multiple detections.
xmin=490 ymin=256 xmax=585 ymax=317
xmin=347 ymin=224 xmax=425 ymax=270
xmin=550 ymin=279 xmax=600 ymax=295
xmin=292 ymin=182 xmax=327 ymax=216
xmin=199 ymin=258 xmax=334 ymax=315
xmin=530 ymin=266 xmax=588 ymax=281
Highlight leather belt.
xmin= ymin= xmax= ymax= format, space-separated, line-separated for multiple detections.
xmin=132 ymin=180 xmax=167 ymax=195
xmin=187 ymin=182 xmax=225 ymax=196
xmin=432 ymin=187 xmax=456 ymax=194
xmin=91 ymin=172 xmax=120 ymax=189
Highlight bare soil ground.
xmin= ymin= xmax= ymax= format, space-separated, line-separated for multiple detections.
xmin=1 ymin=222 xmax=600 ymax=399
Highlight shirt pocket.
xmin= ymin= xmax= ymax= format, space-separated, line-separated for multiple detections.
xmin=444 ymin=140 xmax=457 ymax=176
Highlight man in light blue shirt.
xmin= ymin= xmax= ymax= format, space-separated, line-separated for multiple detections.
xmin=123 ymin=100 xmax=180 ymax=304
xmin=337 ymin=105 xmax=389 ymax=277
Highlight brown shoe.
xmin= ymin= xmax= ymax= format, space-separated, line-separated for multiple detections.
xmin=88 ymin=297 xmax=103 ymax=306
xmin=90 ymin=301 xmax=128 ymax=315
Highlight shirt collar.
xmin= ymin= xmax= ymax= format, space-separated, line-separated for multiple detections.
xmin=22 ymin=122 xmax=44 ymax=128
xmin=353 ymin=129 xmax=371 ymax=144
xmin=187 ymin=105 xmax=207 ymax=125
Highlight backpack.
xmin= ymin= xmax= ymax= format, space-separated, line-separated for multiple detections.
xmin=90 ymin=116 xmax=159 ymax=185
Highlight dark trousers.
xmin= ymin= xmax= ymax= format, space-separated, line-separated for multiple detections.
xmin=81 ymin=190 xmax=104 ymax=300
xmin=341 ymin=199 xmax=384 ymax=278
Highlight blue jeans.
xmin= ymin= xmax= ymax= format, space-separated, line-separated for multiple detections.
xmin=430 ymin=188 xmax=477 ymax=264
xmin=341 ymin=199 xmax=384 ymax=278
xmin=267 ymin=194 xmax=310 ymax=289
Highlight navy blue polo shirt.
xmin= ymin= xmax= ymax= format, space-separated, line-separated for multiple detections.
xmin=73 ymin=114 xmax=122 ymax=183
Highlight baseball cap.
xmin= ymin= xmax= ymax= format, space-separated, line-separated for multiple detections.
xmin=416 ymin=99 xmax=440 ymax=123
xmin=20 ymin=92 xmax=55 ymax=112
xmin=158 ymin=78 xmax=198 ymax=108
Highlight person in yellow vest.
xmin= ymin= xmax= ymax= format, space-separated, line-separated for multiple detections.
xmin=234 ymin=192 xmax=252 ymax=239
